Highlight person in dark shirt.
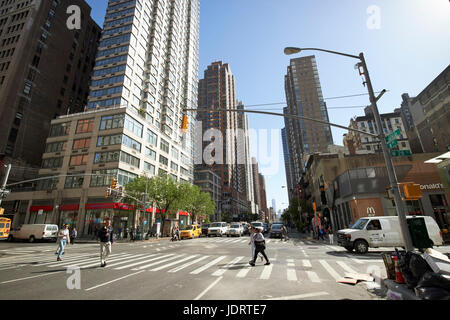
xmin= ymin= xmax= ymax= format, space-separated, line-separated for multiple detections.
xmin=98 ymin=219 xmax=114 ymax=267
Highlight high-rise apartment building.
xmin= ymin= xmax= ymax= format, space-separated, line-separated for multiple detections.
xmin=0 ymin=0 xmax=100 ymax=174
xmin=281 ymin=127 xmax=294 ymax=200
xmin=284 ymin=55 xmax=333 ymax=185
xmin=258 ymin=173 xmax=268 ymax=221
xmin=4 ymin=0 xmax=200 ymax=232
xmin=196 ymin=61 xmax=250 ymax=218
xmin=251 ymin=157 xmax=261 ymax=217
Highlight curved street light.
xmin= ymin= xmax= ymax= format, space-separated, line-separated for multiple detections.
xmin=284 ymin=46 xmax=414 ymax=251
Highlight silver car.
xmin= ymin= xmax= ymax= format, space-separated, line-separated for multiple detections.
xmin=227 ymin=223 xmax=243 ymax=237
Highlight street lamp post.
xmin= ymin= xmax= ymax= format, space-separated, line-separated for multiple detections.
xmin=284 ymin=47 xmax=414 ymax=251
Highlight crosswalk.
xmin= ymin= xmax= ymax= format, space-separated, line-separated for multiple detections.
xmin=0 ymin=250 xmax=385 ymax=285
xmin=0 ymin=243 xmax=98 ymax=256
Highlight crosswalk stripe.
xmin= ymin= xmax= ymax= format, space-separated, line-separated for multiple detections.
xmin=47 ymin=253 xmax=131 ymax=268
xmin=344 ymin=254 xmax=364 ymax=264
xmin=168 ymin=256 xmax=210 ymax=273
xmin=236 ymin=264 xmax=252 ymax=278
xmin=132 ymin=254 xmax=183 ymax=270
xmin=319 ymin=260 xmax=341 ymax=281
xmin=106 ymin=254 xmax=160 ymax=268
xmin=259 ymin=258 xmax=276 ymax=280
xmin=302 ymin=259 xmax=312 ymax=267
xmin=77 ymin=254 xmax=144 ymax=269
xmin=190 ymin=256 xmax=226 ymax=275
xmin=287 ymin=269 xmax=297 ymax=281
xmin=299 ymin=241 xmax=305 ymax=245
xmin=306 ymin=271 xmax=321 ymax=283
xmin=212 ymin=256 xmax=244 ymax=276
xmin=150 ymin=255 xmax=198 ymax=271
xmin=336 ymin=261 xmax=359 ymax=274
xmin=114 ymin=254 xmax=169 ymax=270
xmin=33 ymin=253 xmax=100 ymax=266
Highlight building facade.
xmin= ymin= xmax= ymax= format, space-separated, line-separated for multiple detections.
xmin=194 ymin=168 xmax=222 ymax=221
xmin=4 ymin=0 xmax=201 ymax=234
xmin=0 ymin=0 xmax=100 ymax=176
xmin=281 ymin=127 xmax=294 ymax=200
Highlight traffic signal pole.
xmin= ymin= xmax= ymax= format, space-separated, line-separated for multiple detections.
xmin=359 ymin=53 xmax=414 ymax=251
xmin=0 ymin=164 xmax=12 ymax=207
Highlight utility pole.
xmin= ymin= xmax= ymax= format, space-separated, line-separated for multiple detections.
xmin=358 ymin=53 xmax=414 ymax=251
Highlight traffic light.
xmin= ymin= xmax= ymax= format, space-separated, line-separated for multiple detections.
xmin=111 ymin=178 xmax=118 ymax=190
xmin=105 ymin=189 xmax=110 ymax=199
xmin=0 ymin=208 xmax=4 ymax=215
xmin=401 ymin=183 xmax=422 ymax=200
xmin=181 ymin=115 xmax=189 ymax=133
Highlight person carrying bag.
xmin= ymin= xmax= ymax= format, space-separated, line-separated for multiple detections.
xmin=249 ymin=228 xmax=270 ymax=267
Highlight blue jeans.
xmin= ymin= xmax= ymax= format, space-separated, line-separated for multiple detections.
xmin=58 ymin=239 xmax=66 ymax=259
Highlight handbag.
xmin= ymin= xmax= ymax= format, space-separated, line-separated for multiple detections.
xmin=255 ymin=240 xmax=266 ymax=250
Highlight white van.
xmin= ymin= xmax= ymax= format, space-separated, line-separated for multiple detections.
xmin=9 ymin=224 xmax=59 ymax=243
xmin=208 ymin=222 xmax=228 ymax=237
xmin=337 ymin=216 xmax=443 ymax=254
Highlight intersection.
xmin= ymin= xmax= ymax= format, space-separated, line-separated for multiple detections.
xmin=0 ymin=232 xmax=421 ymax=300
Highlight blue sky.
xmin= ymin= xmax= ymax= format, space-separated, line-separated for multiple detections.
xmin=86 ymin=0 xmax=450 ymax=213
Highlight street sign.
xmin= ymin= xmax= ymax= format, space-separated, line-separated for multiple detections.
xmin=385 ymin=129 xmax=401 ymax=143
xmin=387 ymin=139 xmax=398 ymax=149
xmin=391 ymin=150 xmax=412 ymax=157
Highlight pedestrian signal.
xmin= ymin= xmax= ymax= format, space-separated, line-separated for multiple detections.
xmin=0 ymin=207 xmax=4 ymax=215
xmin=181 ymin=115 xmax=189 ymax=133
xmin=401 ymin=183 xmax=422 ymax=200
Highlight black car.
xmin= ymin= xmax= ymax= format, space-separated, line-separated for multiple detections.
xmin=242 ymin=224 xmax=250 ymax=235
xmin=269 ymin=224 xmax=283 ymax=238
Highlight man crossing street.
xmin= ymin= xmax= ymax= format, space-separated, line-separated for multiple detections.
xmin=98 ymin=219 xmax=114 ymax=267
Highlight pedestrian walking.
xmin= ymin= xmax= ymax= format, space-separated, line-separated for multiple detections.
xmin=327 ymin=226 xmax=334 ymax=245
xmin=98 ymin=219 xmax=114 ymax=267
xmin=281 ymin=225 xmax=289 ymax=241
xmin=70 ymin=227 xmax=77 ymax=245
xmin=56 ymin=224 xmax=70 ymax=261
xmin=318 ymin=226 xmax=326 ymax=241
xmin=130 ymin=226 xmax=135 ymax=241
xmin=249 ymin=228 xmax=270 ymax=266
xmin=248 ymin=226 xmax=263 ymax=263
xmin=117 ymin=227 xmax=122 ymax=240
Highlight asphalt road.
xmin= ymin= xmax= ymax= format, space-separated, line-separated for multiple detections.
xmin=1 ymin=233 xmax=448 ymax=300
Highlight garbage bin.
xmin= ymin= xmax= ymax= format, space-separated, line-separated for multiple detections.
xmin=407 ymin=217 xmax=434 ymax=250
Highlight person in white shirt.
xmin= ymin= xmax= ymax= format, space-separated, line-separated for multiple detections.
xmin=249 ymin=228 xmax=270 ymax=267
xmin=56 ymin=224 xmax=70 ymax=261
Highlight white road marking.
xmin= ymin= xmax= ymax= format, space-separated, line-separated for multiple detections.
xmin=302 ymin=260 xmax=312 ymax=267
xmin=194 ymin=276 xmax=223 ymax=300
xmin=259 ymin=259 xmax=275 ymax=280
xmin=344 ymin=254 xmax=364 ymax=264
xmin=236 ymin=265 xmax=252 ymax=278
xmin=85 ymin=270 xmax=146 ymax=291
xmin=132 ymin=254 xmax=183 ymax=270
xmin=287 ymin=269 xmax=298 ymax=281
xmin=150 ymin=255 xmax=198 ymax=271
xmin=266 ymin=291 xmax=329 ymax=300
xmin=336 ymin=261 xmax=359 ymax=274
xmin=168 ymin=256 xmax=210 ymax=273
xmin=306 ymin=271 xmax=321 ymax=283
xmin=0 ymin=270 xmax=64 ymax=284
xmin=212 ymin=256 xmax=244 ymax=276
xmin=46 ymin=253 xmax=130 ymax=268
xmin=190 ymin=256 xmax=226 ymax=275
xmin=105 ymin=254 xmax=160 ymax=268
xmin=72 ymin=254 xmax=141 ymax=269
xmin=114 ymin=254 xmax=170 ymax=270
xmin=319 ymin=260 xmax=341 ymax=281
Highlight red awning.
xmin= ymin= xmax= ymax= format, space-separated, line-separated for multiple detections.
xmin=30 ymin=205 xmax=53 ymax=212
xmin=179 ymin=211 xmax=190 ymax=216
xmin=59 ymin=204 xmax=79 ymax=211
xmin=140 ymin=207 xmax=153 ymax=213
xmin=85 ymin=203 xmax=136 ymax=211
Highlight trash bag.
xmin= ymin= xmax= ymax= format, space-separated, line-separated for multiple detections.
xmin=417 ymin=272 xmax=450 ymax=292
xmin=415 ymin=286 xmax=450 ymax=300
xmin=409 ymin=252 xmax=433 ymax=279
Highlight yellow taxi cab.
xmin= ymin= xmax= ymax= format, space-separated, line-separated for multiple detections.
xmin=0 ymin=217 xmax=11 ymax=240
xmin=180 ymin=224 xmax=202 ymax=239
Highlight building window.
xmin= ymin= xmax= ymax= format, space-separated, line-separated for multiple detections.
xmin=122 ymin=134 xmax=141 ymax=152
xmin=73 ymin=138 xmax=91 ymax=150
xmin=69 ymin=154 xmax=88 ymax=166
xmin=49 ymin=123 xmax=70 ymax=137
xmin=90 ymin=169 xmax=117 ymax=187
xmin=65 ymin=172 xmax=84 ymax=189
xmin=42 ymin=157 xmax=63 ymax=168
xmin=160 ymin=138 xmax=169 ymax=154
xmin=100 ymin=114 xmax=124 ymax=130
xmin=146 ymin=129 xmax=158 ymax=147
xmin=94 ymin=151 xmax=120 ymax=164
xmin=120 ymin=151 xmax=140 ymax=168
xmin=159 ymin=155 xmax=168 ymax=166
xmin=46 ymin=141 xmax=67 ymax=153
xmin=97 ymin=134 xmax=122 ymax=147
xmin=145 ymin=147 xmax=156 ymax=161
xmin=144 ymin=162 xmax=155 ymax=175
xmin=76 ymin=119 xmax=94 ymax=133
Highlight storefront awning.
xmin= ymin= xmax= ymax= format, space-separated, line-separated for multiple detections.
xmin=85 ymin=203 xmax=136 ymax=211
xmin=179 ymin=211 xmax=190 ymax=216
xmin=59 ymin=204 xmax=79 ymax=211
xmin=30 ymin=205 xmax=53 ymax=212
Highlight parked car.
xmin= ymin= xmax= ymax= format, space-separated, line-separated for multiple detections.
xmin=228 ymin=223 xmax=243 ymax=237
xmin=208 ymin=222 xmax=228 ymax=237
xmin=180 ymin=224 xmax=201 ymax=240
xmin=263 ymin=223 xmax=269 ymax=234
xmin=337 ymin=216 xmax=443 ymax=254
xmin=201 ymin=224 xmax=210 ymax=237
xmin=269 ymin=223 xmax=284 ymax=238
xmin=8 ymin=224 xmax=59 ymax=242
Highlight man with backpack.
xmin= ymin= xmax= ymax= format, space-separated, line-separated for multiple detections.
xmin=98 ymin=219 xmax=114 ymax=267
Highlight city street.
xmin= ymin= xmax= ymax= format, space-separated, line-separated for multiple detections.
xmin=2 ymin=232 xmax=447 ymax=300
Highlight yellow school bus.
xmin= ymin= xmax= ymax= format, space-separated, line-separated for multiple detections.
xmin=0 ymin=217 xmax=11 ymax=240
